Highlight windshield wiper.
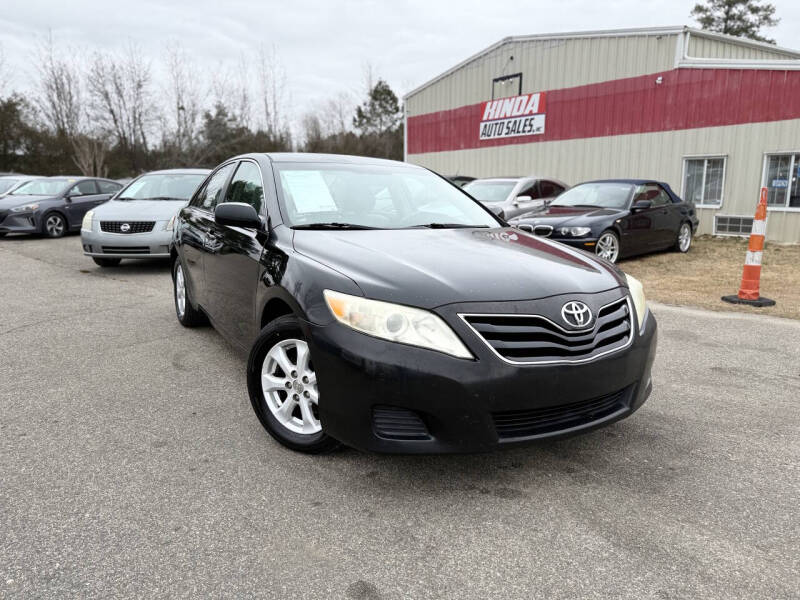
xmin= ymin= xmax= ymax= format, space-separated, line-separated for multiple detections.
xmin=408 ymin=223 xmax=489 ymax=229
xmin=292 ymin=222 xmax=380 ymax=230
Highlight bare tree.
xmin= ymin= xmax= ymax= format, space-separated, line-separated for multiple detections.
xmin=34 ymin=33 xmax=108 ymax=176
xmin=163 ymin=41 xmax=204 ymax=161
xmin=86 ymin=42 xmax=155 ymax=171
xmin=35 ymin=33 xmax=83 ymax=138
xmin=256 ymin=44 xmax=289 ymax=136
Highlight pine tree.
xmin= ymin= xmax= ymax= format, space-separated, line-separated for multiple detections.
xmin=353 ymin=80 xmax=402 ymax=136
xmin=691 ymin=0 xmax=780 ymax=43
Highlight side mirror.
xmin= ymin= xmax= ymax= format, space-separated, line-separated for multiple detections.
xmin=215 ymin=202 xmax=261 ymax=230
xmin=518 ymin=223 xmax=534 ymax=233
xmin=515 ymin=195 xmax=533 ymax=205
xmin=632 ymin=199 xmax=652 ymax=212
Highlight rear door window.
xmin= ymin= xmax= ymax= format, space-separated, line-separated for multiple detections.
xmin=98 ymin=180 xmax=122 ymax=194
xmin=71 ymin=181 xmax=99 ymax=196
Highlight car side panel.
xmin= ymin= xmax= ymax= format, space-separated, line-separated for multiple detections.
xmin=177 ymin=206 xmax=215 ymax=308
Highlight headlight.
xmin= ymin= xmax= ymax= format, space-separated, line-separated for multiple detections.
xmin=10 ymin=203 xmax=39 ymax=213
xmin=557 ymin=226 xmax=591 ymax=237
xmin=165 ymin=215 xmax=176 ymax=231
xmin=625 ymin=273 xmax=647 ymax=332
xmin=323 ymin=289 xmax=473 ymax=359
xmin=81 ymin=210 xmax=94 ymax=232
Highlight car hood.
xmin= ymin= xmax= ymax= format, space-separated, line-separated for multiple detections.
xmin=94 ymin=199 xmax=188 ymax=221
xmin=0 ymin=194 xmax=57 ymax=210
xmin=292 ymin=227 xmax=624 ymax=308
xmin=515 ymin=205 xmax=625 ymax=227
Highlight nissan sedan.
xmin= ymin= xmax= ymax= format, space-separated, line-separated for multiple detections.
xmin=171 ymin=154 xmax=657 ymax=454
xmin=81 ymin=168 xmax=209 ymax=266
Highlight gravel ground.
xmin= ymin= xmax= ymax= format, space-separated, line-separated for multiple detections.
xmin=1 ymin=234 xmax=798 ymax=599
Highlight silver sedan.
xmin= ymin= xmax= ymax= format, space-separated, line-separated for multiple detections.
xmin=463 ymin=176 xmax=568 ymax=220
xmin=81 ymin=168 xmax=209 ymax=267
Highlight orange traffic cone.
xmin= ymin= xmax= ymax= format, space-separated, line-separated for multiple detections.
xmin=722 ymin=187 xmax=776 ymax=307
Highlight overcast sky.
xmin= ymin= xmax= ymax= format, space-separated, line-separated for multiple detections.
xmin=2 ymin=0 xmax=798 ymax=132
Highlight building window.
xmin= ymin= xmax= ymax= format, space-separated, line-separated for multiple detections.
xmin=763 ymin=153 xmax=800 ymax=208
xmin=492 ymin=73 xmax=522 ymax=100
xmin=683 ymin=156 xmax=725 ymax=206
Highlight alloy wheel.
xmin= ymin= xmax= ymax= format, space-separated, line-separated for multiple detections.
xmin=678 ymin=224 xmax=692 ymax=252
xmin=175 ymin=264 xmax=186 ymax=317
xmin=261 ymin=339 xmax=321 ymax=435
xmin=595 ymin=232 xmax=619 ymax=262
xmin=46 ymin=215 xmax=65 ymax=237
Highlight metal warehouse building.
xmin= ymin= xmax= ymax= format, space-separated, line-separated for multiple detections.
xmin=404 ymin=26 xmax=800 ymax=242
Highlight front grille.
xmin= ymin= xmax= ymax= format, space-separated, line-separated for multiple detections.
xmin=100 ymin=221 xmax=155 ymax=234
xmin=372 ymin=406 xmax=431 ymax=440
xmin=533 ymin=225 xmax=553 ymax=237
xmin=493 ymin=387 xmax=630 ymax=439
xmin=462 ymin=297 xmax=632 ymax=364
xmin=101 ymin=246 xmax=150 ymax=255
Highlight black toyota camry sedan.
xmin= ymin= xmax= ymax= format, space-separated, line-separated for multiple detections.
xmin=510 ymin=179 xmax=698 ymax=263
xmin=171 ymin=154 xmax=657 ymax=454
xmin=0 ymin=176 xmax=122 ymax=238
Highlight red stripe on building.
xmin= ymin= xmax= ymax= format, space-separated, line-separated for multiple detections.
xmin=406 ymin=68 xmax=800 ymax=155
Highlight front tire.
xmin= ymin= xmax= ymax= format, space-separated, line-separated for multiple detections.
xmin=247 ymin=315 xmax=340 ymax=454
xmin=42 ymin=213 xmax=67 ymax=238
xmin=173 ymin=260 xmax=206 ymax=327
xmin=675 ymin=222 xmax=692 ymax=253
xmin=92 ymin=257 xmax=121 ymax=267
xmin=595 ymin=230 xmax=620 ymax=263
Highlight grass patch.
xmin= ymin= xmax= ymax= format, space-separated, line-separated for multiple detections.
xmin=620 ymin=236 xmax=799 ymax=320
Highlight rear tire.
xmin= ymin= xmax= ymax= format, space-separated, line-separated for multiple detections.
xmin=173 ymin=260 xmax=206 ymax=327
xmin=675 ymin=222 xmax=692 ymax=253
xmin=92 ymin=257 xmax=121 ymax=267
xmin=42 ymin=213 xmax=67 ymax=238
xmin=247 ymin=315 xmax=341 ymax=454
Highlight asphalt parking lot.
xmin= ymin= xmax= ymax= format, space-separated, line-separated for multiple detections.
xmin=1 ymin=234 xmax=799 ymax=599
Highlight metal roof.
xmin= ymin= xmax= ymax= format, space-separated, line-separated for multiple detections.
xmin=404 ymin=26 xmax=800 ymax=100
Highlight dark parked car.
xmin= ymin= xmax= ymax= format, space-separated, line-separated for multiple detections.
xmin=510 ymin=179 xmax=698 ymax=263
xmin=171 ymin=154 xmax=656 ymax=454
xmin=0 ymin=176 xmax=123 ymax=238
xmin=464 ymin=176 xmax=568 ymax=220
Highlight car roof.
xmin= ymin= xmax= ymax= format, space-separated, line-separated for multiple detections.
xmin=259 ymin=152 xmax=412 ymax=167
xmin=583 ymin=178 xmax=662 ymax=186
xmin=136 ymin=168 xmax=211 ymax=175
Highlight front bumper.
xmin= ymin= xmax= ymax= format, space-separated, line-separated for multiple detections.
xmin=0 ymin=210 xmax=39 ymax=234
xmin=81 ymin=225 xmax=172 ymax=258
xmin=306 ymin=296 xmax=657 ymax=454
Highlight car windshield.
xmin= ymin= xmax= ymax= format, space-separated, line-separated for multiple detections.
xmin=117 ymin=173 xmax=207 ymax=201
xmin=273 ymin=163 xmax=500 ymax=229
xmin=11 ymin=178 xmax=72 ymax=196
xmin=0 ymin=179 xmax=21 ymax=194
xmin=463 ymin=180 xmax=517 ymax=203
xmin=550 ymin=182 xmax=634 ymax=209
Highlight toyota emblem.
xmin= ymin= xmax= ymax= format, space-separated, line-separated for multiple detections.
xmin=120 ymin=223 xmax=131 ymax=233
xmin=561 ymin=301 xmax=593 ymax=328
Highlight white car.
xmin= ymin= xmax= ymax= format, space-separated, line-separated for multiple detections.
xmin=81 ymin=168 xmax=209 ymax=266
xmin=463 ymin=176 xmax=568 ymax=220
